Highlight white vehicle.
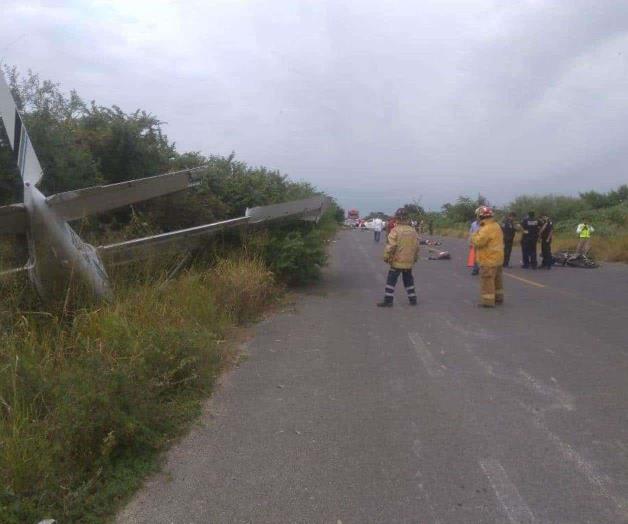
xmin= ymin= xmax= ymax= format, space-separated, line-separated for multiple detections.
xmin=363 ymin=219 xmax=387 ymax=230
xmin=0 ymin=72 xmax=329 ymax=302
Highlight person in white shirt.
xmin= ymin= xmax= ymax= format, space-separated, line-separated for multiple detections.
xmin=373 ymin=217 xmax=384 ymax=242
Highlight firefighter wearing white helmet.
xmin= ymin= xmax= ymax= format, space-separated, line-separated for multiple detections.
xmin=471 ymin=206 xmax=505 ymax=307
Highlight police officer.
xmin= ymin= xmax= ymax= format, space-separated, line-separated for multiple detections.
xmin=520 ymin=211 xmax=540 ymax=269
xmin=501 ymin=212 xmax=516 ymax=267
xmin=377 ymin=208 xmax=420 ymax=307
xmin=539 ymin=214 xmax=553 ymax=269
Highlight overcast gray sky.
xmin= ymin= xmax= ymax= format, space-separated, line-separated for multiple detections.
xmin=2 ymin=0 xmax=628 ymax=213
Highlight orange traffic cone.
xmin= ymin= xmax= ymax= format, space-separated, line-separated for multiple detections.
xmin=466 ymin=245 xmax=476 ymax=267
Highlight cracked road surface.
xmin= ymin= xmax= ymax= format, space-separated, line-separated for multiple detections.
xmin=118 ymin=229 xmax=628 ymax=523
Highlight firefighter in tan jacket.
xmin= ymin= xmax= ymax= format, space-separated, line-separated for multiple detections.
xmin=471 ymin=206 xmax=505 ymax=307
xmin=377 ymin=208 xmax=420 ymax=307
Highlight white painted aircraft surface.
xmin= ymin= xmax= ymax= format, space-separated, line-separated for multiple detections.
xmin=0 ymin=72 xmax=329 ymax=301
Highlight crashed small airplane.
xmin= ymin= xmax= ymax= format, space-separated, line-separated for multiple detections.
xmin=0 ymin=73 xmax=329 ymax=301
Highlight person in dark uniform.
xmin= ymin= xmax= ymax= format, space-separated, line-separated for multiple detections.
xmin=539 ymin=214 xmax=553 ymax=269
xmin=520 ymin=211 xmax=540 ymax=269
xmin=501 ymin=212 xmax=517 ymax=267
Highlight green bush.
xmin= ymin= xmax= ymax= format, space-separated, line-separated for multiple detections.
xmin=0 ymin=66 xmax=340 ymax=524
xmin=265 ymin=226 xmax=327 ymax=285
xmin=505 ymin=194 xmax=587 ymax=223
xmin=0 ymin=260 xmax=276 ymax=523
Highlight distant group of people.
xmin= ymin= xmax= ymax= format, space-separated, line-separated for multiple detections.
xmin=501 ymin=211 xmax=554 ymax=269
xmin=471 ymin=211 xmax=595 ymax=272
xmin=376 ymin=206 xmax=596 ymax=309
xmin=371 ymin=216 xmax=434 ymax=244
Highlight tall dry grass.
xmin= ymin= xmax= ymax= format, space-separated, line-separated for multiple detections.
xmin=0 ymin=257 xmax=277 ymax=523
xmin=551 ymin=233 xmax=628 ymax=263
xmin=434 ymin=227 xmax=468 ymax=239
xmin=210 ymin=258 xmax=277 ymax=322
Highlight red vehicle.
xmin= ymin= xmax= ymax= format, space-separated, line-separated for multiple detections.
xmin=346 ymin=209 xmax=360 ymax=227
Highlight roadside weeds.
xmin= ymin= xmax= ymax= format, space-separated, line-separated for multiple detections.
xmin=0 ymin=257 xmax=280 ymax=523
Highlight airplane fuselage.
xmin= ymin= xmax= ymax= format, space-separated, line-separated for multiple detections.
xmin=24 ymin=182 xmax=112 ymax=301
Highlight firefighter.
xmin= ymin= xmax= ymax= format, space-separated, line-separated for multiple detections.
xmin=539 ymin=214 xmax=553 ymax=269
xmin=377 ymin=208 xmax=420 ymax=307
xmin=386 ymin=216 xmax=397 ymax=237
xmin=471 ymin=206 xmax=504 ymax=307
xmin=520 ymin=211 xmax=540 ymax=269
xmin=501 ymin=212 xmax=517 ymax=267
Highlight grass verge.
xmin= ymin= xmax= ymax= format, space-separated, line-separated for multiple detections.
xmin=0 ymin=256 xmax=278 ymax=523
xmin=551 ymin=233 xmax=628 ymax=263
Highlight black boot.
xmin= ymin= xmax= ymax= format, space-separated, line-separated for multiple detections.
xmin=409 ymin=298 xmax=417 ymax=306
xmin=377 ymin=298 xmax=393 ymax=307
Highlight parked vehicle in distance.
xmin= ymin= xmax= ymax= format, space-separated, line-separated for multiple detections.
xmin=363 ymin=219 xmax=388 ymax=230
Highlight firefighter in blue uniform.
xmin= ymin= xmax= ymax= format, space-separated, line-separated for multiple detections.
xmin=520 ymin=211 xmax=540 ymax=269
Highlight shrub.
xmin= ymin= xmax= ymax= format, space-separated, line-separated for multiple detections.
xmin=0 ymin=259 xmax=277 ymax=523
xmin=265 ymin=227 xmax=327 ymax=285
xmin=209 ymin=258 xmax=277 ymax=322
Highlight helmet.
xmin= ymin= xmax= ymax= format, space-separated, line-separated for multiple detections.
xmin=475 ymin=206 xmax=493 ymax=219
xmin=395 ymin=207 xmax=409 ymax=219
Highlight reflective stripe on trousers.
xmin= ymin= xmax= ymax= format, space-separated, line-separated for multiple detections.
xmin=383 ymin=268 xmax=416 ymax=303
xmin=480 ymin=265 xmax=503 ymax=306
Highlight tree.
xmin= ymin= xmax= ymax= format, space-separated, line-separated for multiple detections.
xmin=0 ymin=126 xmax=20 ymax=204
xmin=80 ymin=103 xmax=176 ymax=185
xmin=364 ymin=211 xmax=389 ymax=220
xmin=0 ymin=66 xmax=321 ymax=238
xmin=1 ymin=66 xmax=102 ymax=195
xmin=331 ymin=202 xmax=346 ymax=223
xmin=441 ymin=196 xmax=477 ymax=223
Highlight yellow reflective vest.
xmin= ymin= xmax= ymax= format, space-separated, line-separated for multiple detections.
xmin=472 ymin=218 xmax=504 ymax=267
xmin=577 ymin=223 xmax=593 ymax=238
xmin=384 ymin=224 xmax=420 ymax=269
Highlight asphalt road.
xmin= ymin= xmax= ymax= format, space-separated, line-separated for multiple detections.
xmin=118 ymin=229 xmax=628 ymax=524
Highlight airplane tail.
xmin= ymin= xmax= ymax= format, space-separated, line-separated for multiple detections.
xmin=0 ymin=71 xmax=44 ymax=186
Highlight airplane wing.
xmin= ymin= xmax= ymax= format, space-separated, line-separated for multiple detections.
xmin=246 ymin=195 xmax=330 ymax=223
xmin=97 ymin=196 xmax=331 ymax=266
xmin=0 ymin=203 xmax=27 ymax=234
xmin=0 ymin=72 xmax=44 ymax=185
xmin=45 ymin=166 xmax=207 ymax=221
xmin=97 ymin=216 xmax=249 ymax=265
